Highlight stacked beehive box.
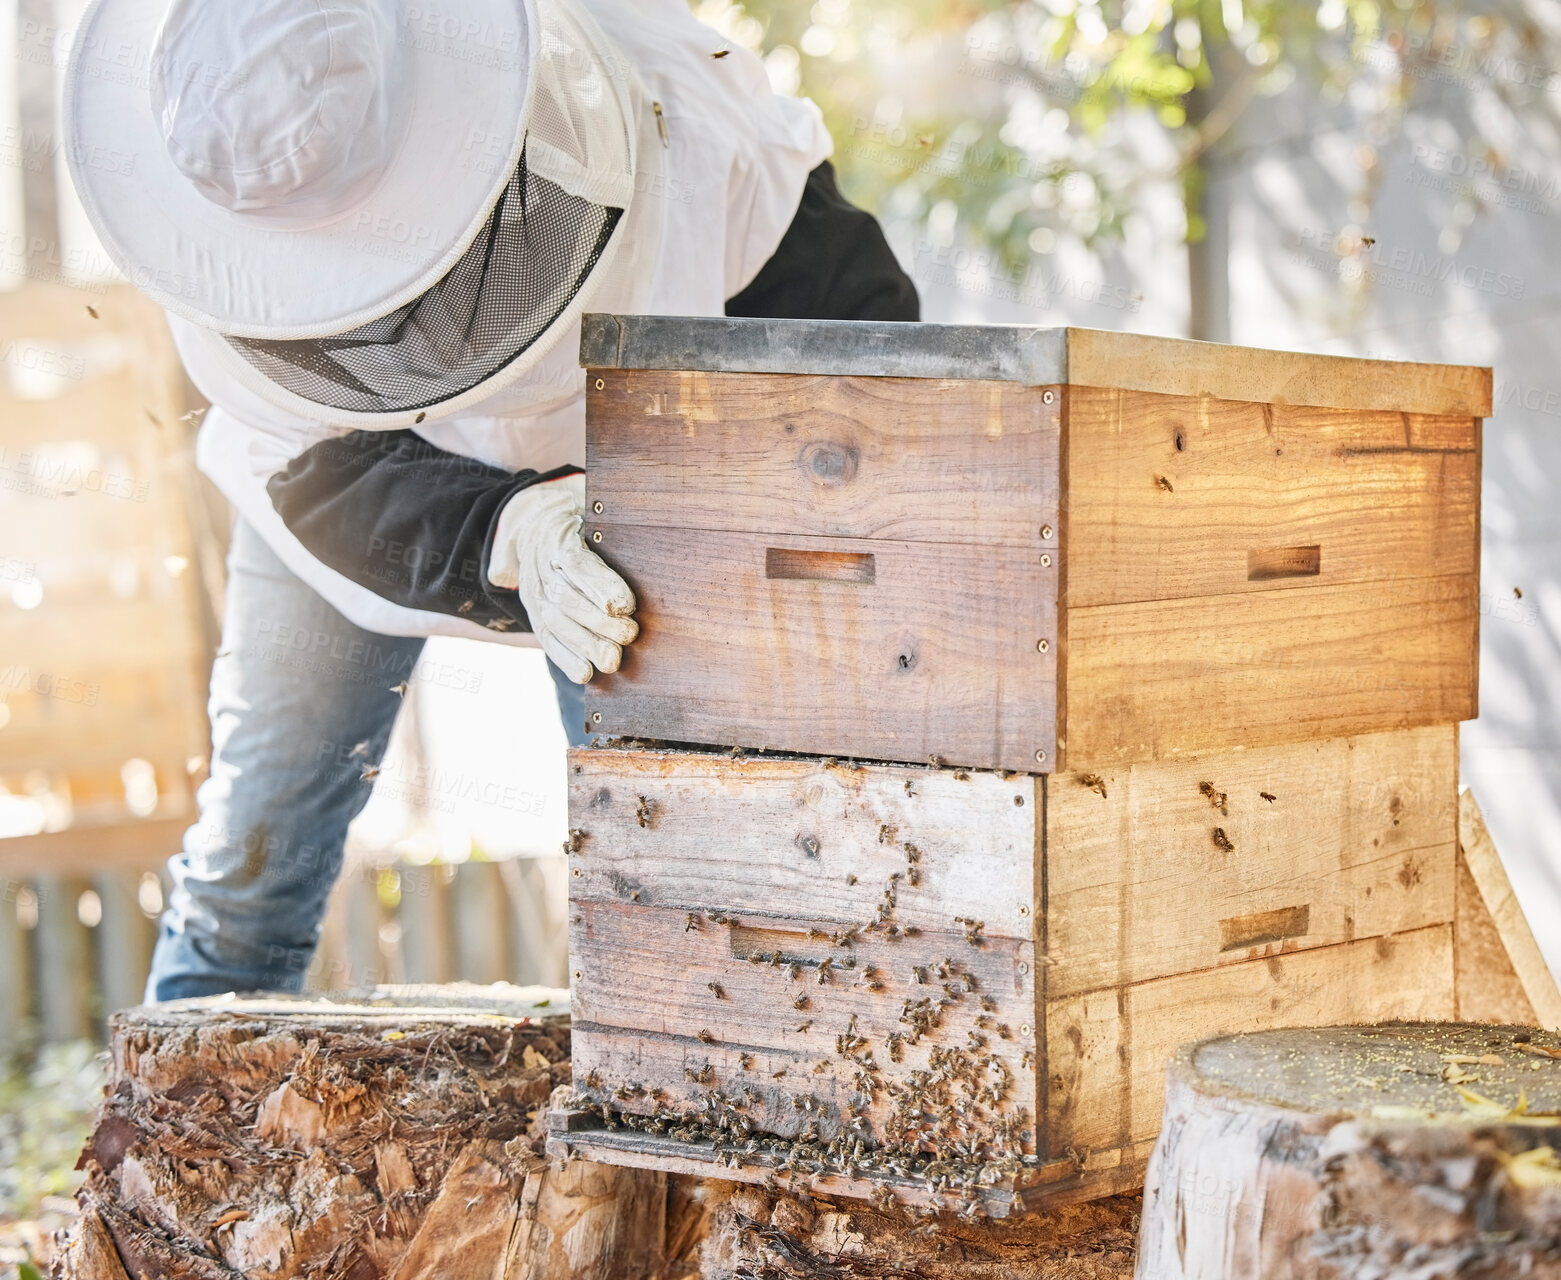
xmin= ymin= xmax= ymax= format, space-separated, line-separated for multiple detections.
xmin=547 ymin=315 xmax=1489 ymax=1217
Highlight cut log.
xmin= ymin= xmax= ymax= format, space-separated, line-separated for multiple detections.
xmin=699 ymin=1182 xmax=1140 ymax=1279
xmin=50 ymin=985 xmax=657 ymax=1280
xmin=1138 ymin=1022 xmax=1561 ymax=1280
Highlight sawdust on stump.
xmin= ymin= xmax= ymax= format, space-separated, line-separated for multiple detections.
xmin=700 ymin=1183 xmax=1139 ymax=1279
xmin=52 ymin=985 xmax=569 ymax=1280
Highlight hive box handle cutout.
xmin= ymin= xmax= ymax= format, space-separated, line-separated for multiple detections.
xmin=765 ymin=547 xmax=877 ymax=584
xmin=1247 ymin=545 xmax=1322 ymax=581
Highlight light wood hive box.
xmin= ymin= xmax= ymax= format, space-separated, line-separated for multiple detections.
xmin=551 ymin=314 xmax=1490 ymax=1216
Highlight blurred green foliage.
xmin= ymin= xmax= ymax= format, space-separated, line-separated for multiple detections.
xmin=0 ymin=1042 xmax=103 ymax=1220
xmin=695 ymin=0 xmax=1551 ymax=276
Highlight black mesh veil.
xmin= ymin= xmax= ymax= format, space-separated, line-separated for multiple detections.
xmin=227 ymin=148 xmax=623 ymax=414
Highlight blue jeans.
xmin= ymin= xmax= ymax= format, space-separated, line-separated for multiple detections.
xmin=145 ymin=519 xmax=586 ymax=1000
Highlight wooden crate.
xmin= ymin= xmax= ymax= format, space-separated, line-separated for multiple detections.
xmin=578 ymin=315 xmax=1487 ymax=773
xmin=554 ymin=727 xmax=1458 ymax=1212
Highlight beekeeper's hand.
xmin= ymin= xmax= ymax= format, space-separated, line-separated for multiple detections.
xmin=487 ymin=473 xmax=638 ymax=683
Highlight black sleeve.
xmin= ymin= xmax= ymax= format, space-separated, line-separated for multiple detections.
xmin=268 ymin=160 xmax=914 ymax=629
xmin=725 ymin=161 xmax=920 ymax=322
xmin=266 ymin=429 xmax=579 ymax=631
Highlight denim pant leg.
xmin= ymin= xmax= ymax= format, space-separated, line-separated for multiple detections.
xmin=146 ymin=520 xmax=426 ymax=1000
xmin=550 ymin=656 xmax=589 ymax=749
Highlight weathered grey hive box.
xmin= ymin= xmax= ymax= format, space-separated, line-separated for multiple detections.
xmin=578 ymin=314 xmax=1489 ymax=773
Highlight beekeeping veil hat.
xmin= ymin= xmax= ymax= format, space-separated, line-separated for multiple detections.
xmin=64 ymin=0 xmax=642 ymax=423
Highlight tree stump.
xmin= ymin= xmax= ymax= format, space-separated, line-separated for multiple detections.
xmin=699 ymin=1183 xmax=1140 ymax=1279
xmin=51 ymin=985 xmax=664 ymax=1280
xmin=1138 ymin=1022 xmax=1561 ymax=1280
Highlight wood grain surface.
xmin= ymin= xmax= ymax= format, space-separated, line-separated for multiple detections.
xmin=568 ymin=748 xmax=1038 ymax=941
xmin=1062 ymin=575 xmax=1479 ymax=766
xmin=1456 ymin=787 xmax=1561 ymax=1029
xmin=1044 ymin=923 xmax=1455 ymax=1159
xmin=1046 ymin=726 xmax=1457 ymax=997
xmin=1065 ymin=328 xmax=1491 ymax=416
xmin=586 ymin=372 xmax=1059 ymax=546
xmin=1063 ymin=388 xmax=1479 ymax=607
xmin=585 ymin=526 xmax=1057 ymax=773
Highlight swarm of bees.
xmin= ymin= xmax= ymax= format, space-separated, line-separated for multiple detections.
xmin=563 ymin=787 xmax=1046 ymax=1219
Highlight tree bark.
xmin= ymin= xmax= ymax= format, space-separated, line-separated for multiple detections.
xmin=54 ymin=986 xmax=575 ymax=1279
xmin=1139 ymin=1022 xmax=1561 ymax=1280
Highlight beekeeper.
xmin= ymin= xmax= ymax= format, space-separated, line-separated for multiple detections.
xmin=64 ymin=0 xmax=916 ymax=998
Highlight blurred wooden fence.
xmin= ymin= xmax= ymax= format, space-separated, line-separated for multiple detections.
xmin=0 ymin=854 xmax=568 ymax=1056
xmin=0 ymin=26 xmax=570 ymax=1060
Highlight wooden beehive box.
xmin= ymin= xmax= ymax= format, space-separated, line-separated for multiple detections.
xmin=555 ymin=727 xmax=1459 ymax=1212
xmin=551 ymin=315 xmax=1488 ymax=1216
xmin=577 ymin=315 xmax=1486 ymax=772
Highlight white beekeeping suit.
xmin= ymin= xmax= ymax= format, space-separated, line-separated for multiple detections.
xmin=66 ymin=0 xmax=830 ymax=652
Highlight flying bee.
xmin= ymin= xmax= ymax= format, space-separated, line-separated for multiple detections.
xmin=635 ymin=795 xmax=654 ymax=828
xmin=739 ymin=1053 xmax=754 ymax=1070
xmin=360 ymin=765 xmax=380 ymax=781
xmin=708 ymin=981 xmax=726 ymax=999
xmin=685 ymin=913 xmax=700 ymax=932
xmin=793 ymin=993 xmax=810 ymax=1010
xmin=457 ymin=599 xmax=474 ymax=615
xmin=389 ymin=681 xmax=409 ymax=696
xmin=485 ymin=617 xmax=514 ymax=632
xmin=697 ymin=1028 xmax=716 ymax=1044
xmin=795 ymin=1020 xmax=812 ymax=1034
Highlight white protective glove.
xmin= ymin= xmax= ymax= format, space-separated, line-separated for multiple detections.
xmin=486 ymin=473 xmax=639 ymax=683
